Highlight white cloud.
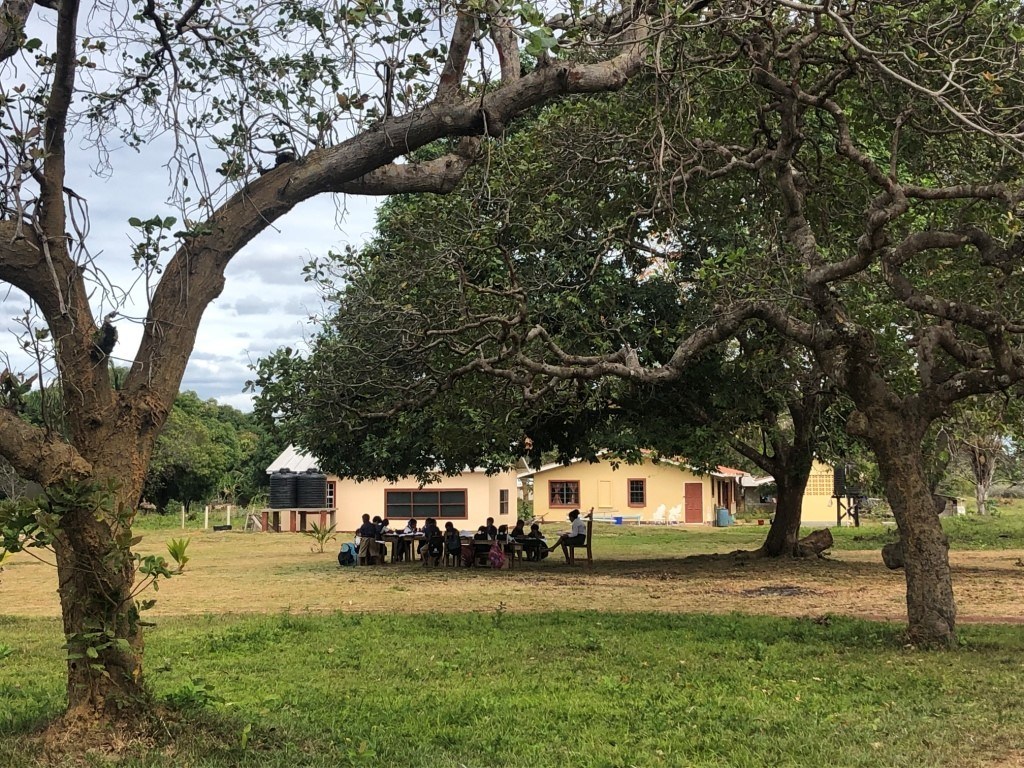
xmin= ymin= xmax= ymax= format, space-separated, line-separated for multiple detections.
xmin=1 ymin=168 xmax=378 ymax=411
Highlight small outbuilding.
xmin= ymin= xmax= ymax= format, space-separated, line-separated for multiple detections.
xmin=265 ymin=445 xmax=519 ymax=532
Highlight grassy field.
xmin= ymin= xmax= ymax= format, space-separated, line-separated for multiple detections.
xmin=1 ymin=505 xmax=1023 ymax=766
xmin=2 ymin=613 xmax=1023 ymax=767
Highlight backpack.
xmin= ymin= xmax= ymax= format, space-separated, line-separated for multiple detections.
xmin=488 ymin=540 xmax=506 ymax=569
xmin=337 ymin=542 xmax=357 ymax=567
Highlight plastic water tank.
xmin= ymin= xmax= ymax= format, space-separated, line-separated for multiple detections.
xmin=269 ymin=468 xmax=298 ymax=509
xmin=296 ymin=468 xmax=328 ymax=508
xmin=715 ymin=507 xmax=731 ymax=527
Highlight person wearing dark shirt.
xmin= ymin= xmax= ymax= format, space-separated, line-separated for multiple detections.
xmin=472 ymin=525 xmax=490 ymax=566
xmin=356 ymin=513 xmax=376 ymax=539
xmin=418 ymin=517 xmax=438 ymax=553
xmin=355 ymin=514 xmax=379 ymax=564
xmin=443 ymin=521 xmax=462 ymax=565
xmin=511 ymin=519 xmax=526 ymax=539
xmin=524 ymin=522 xmax=548 ymax=560
xmin=484 ymin=517 xmax=498 ymax=539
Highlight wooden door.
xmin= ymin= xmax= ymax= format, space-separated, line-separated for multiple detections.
xmin=684 ymin=482 xmax=703 ymax=523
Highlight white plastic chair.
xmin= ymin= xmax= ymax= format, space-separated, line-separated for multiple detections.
xmin=652 ymin=505 xmax=666 ymax=524
xmin=668 ymin=505 xmax=681 ymax=524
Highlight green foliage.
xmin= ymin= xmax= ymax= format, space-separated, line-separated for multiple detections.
xmin=145 ymin=391 xmax=279 ymax=511
xmin=166 ymin=538 xmax=191 ymax=572
xmin=302 ymin=522 xmax=336 ymax=553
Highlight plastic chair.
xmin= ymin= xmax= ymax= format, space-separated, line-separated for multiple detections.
xmin=652 ymin=505 xmax=666 ymax=524
xmin=668 ymin=505 xmax=682 ymax=524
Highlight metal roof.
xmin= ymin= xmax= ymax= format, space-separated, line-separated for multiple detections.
xmin=265 ymin=444 xmax=320 ymax=474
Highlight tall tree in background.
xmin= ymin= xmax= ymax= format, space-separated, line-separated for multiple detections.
xmin=0 ymin=0 xmax=657 ymax=731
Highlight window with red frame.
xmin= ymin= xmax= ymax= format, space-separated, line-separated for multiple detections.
xmin=549 ymin=481 xmax=580 ymax=507
xmin=628 ymin=478 xmax=646 ymax=507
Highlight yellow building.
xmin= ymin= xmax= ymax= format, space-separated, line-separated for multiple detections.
xmin=801 ymin=460 xmax=838 ymax=525
xmin=521 ymin=457 xmax=746 ymax=525
xmin=739 ymin=460 xmax=841 ymax=526
xmin=266 ymin=445 xmax=518 ymax=532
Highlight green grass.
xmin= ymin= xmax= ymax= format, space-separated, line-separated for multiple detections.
xmin=1 ymin=612 xmax=1022 ymax=767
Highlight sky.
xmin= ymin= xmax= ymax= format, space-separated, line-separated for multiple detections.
xmin=0 ymin=153 xmax=381 ymax=412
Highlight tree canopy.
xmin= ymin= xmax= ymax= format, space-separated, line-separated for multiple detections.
xmin=254 ymin=1 xmax=1024 ymax=647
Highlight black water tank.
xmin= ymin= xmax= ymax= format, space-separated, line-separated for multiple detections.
xmin=269 ymin=468 xmax=298 ymax=509
xmin=296 ymin=468 xmax=327 ymax=508
xmin=833 ymin=465 xmax=846 ymax=498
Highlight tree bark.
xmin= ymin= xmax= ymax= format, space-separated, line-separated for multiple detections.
xmin=760 ymin=458 xmax=813 ymax=557
xmin=966 ymin=445 xmax=995 ymax=515
xmin=55 ymin=504 xmax=147 ymax=720
xmin=867 ymin=413 xmax=957 ymax=647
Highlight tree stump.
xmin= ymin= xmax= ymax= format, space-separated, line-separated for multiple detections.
xmin=794 ymin=528 xmax=833 ymax=558
xmin=881 ymin=541 xmax=904 ymax=570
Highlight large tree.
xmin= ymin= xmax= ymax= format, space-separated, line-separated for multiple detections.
xmin=260 ymin=2 xmax=1024 ymax=647
xmin=0 ymin=0 xmax=657 ymax=732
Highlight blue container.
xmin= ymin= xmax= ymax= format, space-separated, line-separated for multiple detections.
xmin=715 ymin=507 xmax=731 ymax=527
xmin=613 ymin=516 xmax=623 ymax=525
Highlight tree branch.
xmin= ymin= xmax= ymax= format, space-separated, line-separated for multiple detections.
xmin=126 ymin=21 xmax=652 ymax=406
xmin=0 ymin=409 xmax=91 ymax=485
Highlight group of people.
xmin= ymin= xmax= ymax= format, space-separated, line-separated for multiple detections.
xmin=344 ymin=508 xmax=589 ymax=567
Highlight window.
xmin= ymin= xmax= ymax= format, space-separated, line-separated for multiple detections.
xmin=628 ymin=479 xmax=646 ymax=507
xmin=385 ymin=489 xmax=467 ymax=519
xmin=326 ymin=481 xmax=336 ymax=509
xmin=499 ymin=489 xmax=509 ymax=515
xmin=549 ymin=481 xmax=579 ymax=508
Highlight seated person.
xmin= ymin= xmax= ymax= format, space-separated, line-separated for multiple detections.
xmin=549 ymin=509 xmax=587 ymax=563
xmin=372 ymin=515 xmax=387 ymax=559
xmin=484 ymin=517 xmax=498 ymax=540
xmin=497 ymin=524 xmax=516 ymax=556
xmin=396 ymin=518 xmax=418 ymax=562
xmin=511 ymin=519 xmax=526 ymax=539
xmin=522 ymin=522 xmax=547 ymax=560
xmin=419 ymin=517 xmax=440 ymax=560
xmin=443 ymin=522 xmax=462 ymax=563
xmin=472 ymin=526 xmax=490 ymax=566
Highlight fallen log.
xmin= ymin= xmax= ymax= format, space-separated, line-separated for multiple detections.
xmin=795 ymin=528 xmax=833 ymax=558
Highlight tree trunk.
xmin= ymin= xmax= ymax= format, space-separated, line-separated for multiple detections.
xmin=760 ymin=462 xmax=812 ymax=557
xmin=52 ymin=414 xmax=160 ymax=725
xmin=54 ymin=505 xmax=147 ymax=721
xmin=870 ymin=418 xmax=957 ymax=647
xmin=967 ymin=446 xmax=995 ymax=515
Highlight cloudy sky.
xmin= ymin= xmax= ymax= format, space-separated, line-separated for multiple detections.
xmin=0 ymin=153 xmax=381 ymax=412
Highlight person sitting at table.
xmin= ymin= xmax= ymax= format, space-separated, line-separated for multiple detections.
xmin=497 ymin=524 xmax=516 ymax=557
xmin=550 ymin=508 xmax=586 ymax=563
xmin=419 ymin=517 xmax=440 ymax=560
xmin=372 ymin=515 xmax=387 ymax=560
xmin=427 ymin=518 xmax=446 ymax=566
xmin=511 ymin=519 xmax=526 ymax=539
xmin=484 ymin=517 xmax=498 ymax=539
xmin=523 ymin=522 xmax=548 ymax=561
xmin=472 ymin=525 xmax=490 ymax=566
xmin=396 ymin=518 xmax=417 ymax=562
xmin=443 ymin=521 xmax=462 ymax=564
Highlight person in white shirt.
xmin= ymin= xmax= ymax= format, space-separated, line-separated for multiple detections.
xmin=550 ymin=508 xmax=587 ymax=563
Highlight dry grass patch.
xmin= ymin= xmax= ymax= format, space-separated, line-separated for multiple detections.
xmin=3 ymin=526 xmax=1022 ymax=623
